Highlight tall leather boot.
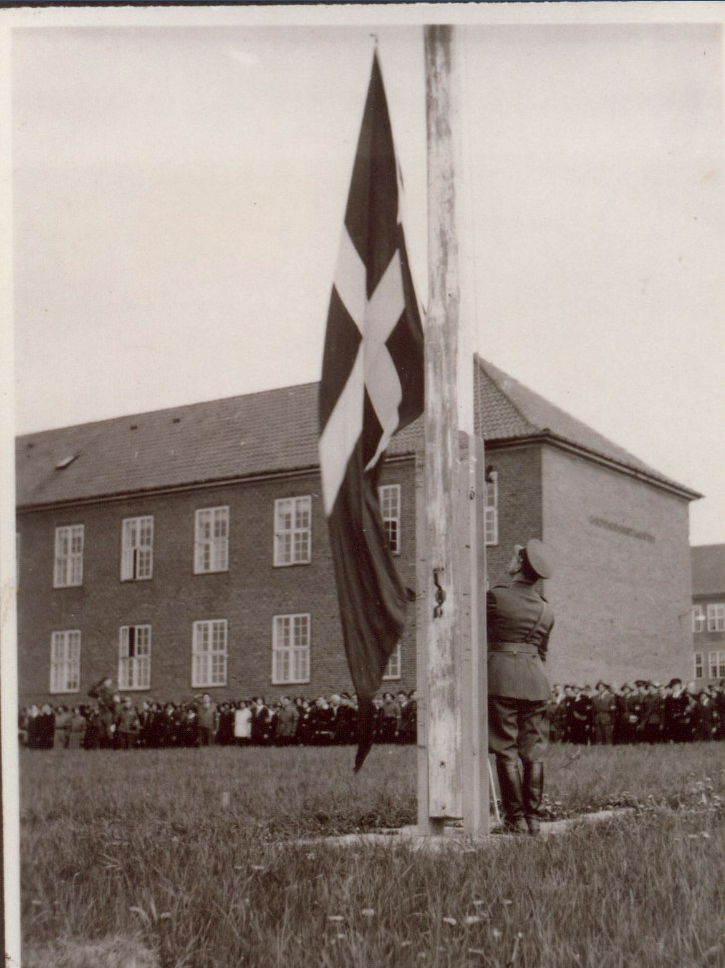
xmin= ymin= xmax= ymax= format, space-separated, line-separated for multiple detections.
xmin=523 ymin=761 xmax=544 ymax=835
xmin=496 ymin=760 xmax=528 ymax=833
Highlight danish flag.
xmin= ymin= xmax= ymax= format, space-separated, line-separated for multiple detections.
xmin=319 ymin=53 xmax=424 ymax=770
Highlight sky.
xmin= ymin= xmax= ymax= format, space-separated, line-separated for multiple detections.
xmin=7 ymin=5 xmax=725 ymax=546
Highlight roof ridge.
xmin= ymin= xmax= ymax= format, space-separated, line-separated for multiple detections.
xmin=17 ymin=379 xmax=321 ymax=440
xmin=15 ymin=357 xmax=700 ymax=507
xmin=474 ymin=354 xmax=538 ymax=434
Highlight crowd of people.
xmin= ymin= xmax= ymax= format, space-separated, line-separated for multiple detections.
xmin=18 ymin=683 xmax=418 ymax=751
xmin=547 ymin=678 xmax=725 ymax=745
xmin=18 ymin=675 xmax=725 ymax=752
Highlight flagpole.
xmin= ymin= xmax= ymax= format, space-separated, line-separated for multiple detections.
xmin=421 ymin=23 xmax=463 ymax=824
xmin=420 ymin=24 xmax=488 ymax=835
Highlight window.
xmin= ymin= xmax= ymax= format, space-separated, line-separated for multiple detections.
xmin=692 ymin=605 xmax=706 ymax=634
xmin=707 ymin=603 xmax=725 ymax=633
xmin=379 ymin=484 xmax=401 ymax=555
xmin=484 ymin=471 xmax=498 ymax=547
xmin=54 ymin=525 xmax=84 ymax=587
xmin=121 ymin=516 xmax=154 ymax=581
xmin=274 ymin=496 xmax=311 ymax=566
xmin=118 ymin=625 xmax=151 ymax=690
xmin=382 ymin=642 xmax=402 ymax=680
xmin=272 ymin=613 xmax=310 ymax=684
xmin=194 ymin=507 xmax=229 ymax=574
xmin=192 ymin=619 xmax=228 ymax=687
xmin=708 ymin=651 xmax=725 ymax=680
xmin=694 ymin=652 xmax=704 ymax=680
xmin=50 ymin=630 xmax=81 ymax=693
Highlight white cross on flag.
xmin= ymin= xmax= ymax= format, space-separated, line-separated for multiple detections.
xmin=319 ymin=53 xmax=424 ymax=770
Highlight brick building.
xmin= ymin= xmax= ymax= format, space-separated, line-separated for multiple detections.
xmin=691 ymin=544 xmax=725 ymax=686
xmin=15 ymin=357 xmax=699 ymax=706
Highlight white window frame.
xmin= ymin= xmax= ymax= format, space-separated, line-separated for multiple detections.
xmin=693 ymin=651 xmax=704 ymax=680
xmin=54 ymin=524 xmax=84 ymax=588
xmin=382 ymin=642 xmax=402 ymax=681
xmin=692 ymin=605 xmax=706 ymax=634
xmin=708 ymin=650 xmax=725 ymax=680
xmin=379 ymin=484 xmax=401 ymax=555
xmin=272 ymin=613 xmax=311 ymax=684
xmin=274 ymin=496 xmax=312 ymax=567
xmin=192 ymin=619 xmax=228 ymax=687
xmin=484 ymin=471 xmax=498 ymax=547
xmin=118 ymin=625 xmax=152 ymax=691
xmin=194 ymin=507 xmax=229 ymax=574
xmin=121 ymin=516 xmax=154 ymax=581
xmin=706 ymin=603 xmax=725 ymax=633
xmin=50 ymin=630 xmax=81 ymax=694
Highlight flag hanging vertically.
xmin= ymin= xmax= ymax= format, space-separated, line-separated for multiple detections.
xmin=319 ymin=53 xmax=424 ymax=772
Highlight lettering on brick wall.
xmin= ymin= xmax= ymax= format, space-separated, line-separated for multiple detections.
xmin=588 ymin=516 xmax=655 ymax=543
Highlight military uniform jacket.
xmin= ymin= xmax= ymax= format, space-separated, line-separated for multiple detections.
xmin=487 ymin=580 xmax=554 ymax=701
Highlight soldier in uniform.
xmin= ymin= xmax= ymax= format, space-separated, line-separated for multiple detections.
xmin=487 ymin=539 xmax=554 ymax=835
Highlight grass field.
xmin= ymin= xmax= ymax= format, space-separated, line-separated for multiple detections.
xmin=19 ymin=741 xmax=725 ymax=968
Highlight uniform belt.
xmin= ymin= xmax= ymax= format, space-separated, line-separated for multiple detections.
xmin=490 ymin=643 xmax=540 ymax=656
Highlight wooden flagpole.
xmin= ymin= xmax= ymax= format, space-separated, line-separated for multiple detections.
xmin=418 ymin=24 xmax=489 ymax=836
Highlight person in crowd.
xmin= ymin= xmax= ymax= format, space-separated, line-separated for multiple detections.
xmin=194 ymin=693 xmax=218 ymax=747
xmin=333 ymin=692 xmax=358 ymax=745
xmin=693 ymin=688 xmax=719 ymax=742
xmin=216 ymin=702 xmax=235 ymax=745
xmin=82 ymin=705 xmax=101 ymax=749
xmin=273 ymin=695 xmax=299 ymax=746
xmin=180 ymin=702 xmax=199 ymax=747
xmin=546 ymin=685 xmax=563 ymax=744
xmin=33 ymin=703 xmax=56 ymax=749
xmin=393 ymin=691 xmax=409 ymax=743
xmin=53 ymin=704 xmax=72 ymax=749
xmin=711 ymin=681 xmax=725 ymax=741
xmin=67 ymin=706 xmax=87 ymax=749
xmin=234 ymin=700 xmax=253 ymax=746
xmin=379 ymin=691 xmax=403 ymax=744
xmin=563 ymin=685 xmax=578 ymax=743
xmin=294 ymin=697 xmax=313 ymax=745
xmin=158 ymin=702 xmax=180 ymax=748
xmin=137 ymin=700 xmax=154 ymax=748
xmin=307 ymin=696 xmax=336 ymax=745
xmin=638 ymin=681 xmax=665 ymax=744
xmin=400 ymin=689 xmax=417 ymax=744
xmin=570 ymin=685 xmax=593 ymax=745
xmin=251 ymin=697 xmax=272 ymax=745
xmin=617 ymin=683 xmax=641 ymax=745
xmin=487 ymin=539 xmax=555 ymax=835
xmin=665 ymin=678 xmax=693 ymax=742
xmin=591 ymin=681 xmax=616 ymax=745
xmin=116 ymin=696 xmax=141 ymax=749
xmin=88 ymin=677 xmax=118 ymax=749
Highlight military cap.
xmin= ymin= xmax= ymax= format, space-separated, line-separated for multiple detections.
xmin=619 ymin=683 xmax=633 ymax=693
xmin=634 ymin=679 xmax=648 ymax=689
xmin=521 ymin=538 xmax=554 ymax=579
xmin=668 ymin=678 xmax=682 ymax=688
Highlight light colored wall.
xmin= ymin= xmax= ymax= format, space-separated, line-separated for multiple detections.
xmin=541 ymin=445 xmax=693 ymax=688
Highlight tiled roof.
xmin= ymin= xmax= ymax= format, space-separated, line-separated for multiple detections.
xmin=16 ymin=356 xmax=698 ymax=508
xmin=472 ymin=358 xmax=697 ymax=495
xmin=691 ymin=545 xmax=725 ymax=596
